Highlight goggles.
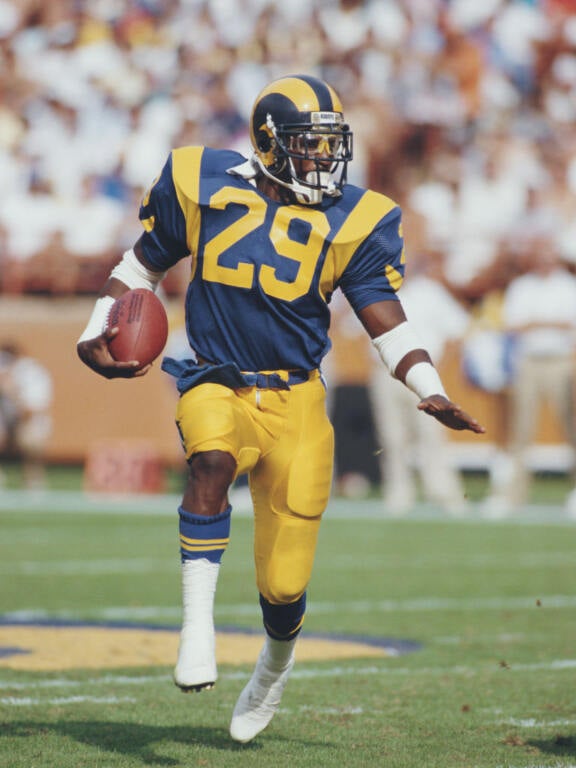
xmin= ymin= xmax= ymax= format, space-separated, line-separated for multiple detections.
xmin=287 ymin=131 xmax=346 ymax=159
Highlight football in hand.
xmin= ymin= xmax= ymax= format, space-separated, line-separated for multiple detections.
xmin=107 ymin=289 xmax=169 ymax=367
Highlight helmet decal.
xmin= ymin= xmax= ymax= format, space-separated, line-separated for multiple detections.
xmin=254 ymin=75 xmax=343 ymax=115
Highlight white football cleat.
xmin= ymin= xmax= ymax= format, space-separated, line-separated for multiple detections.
xmin=174 ymin=625 xmax=217 ymax=692
xmin=229 ymin=642 xmax=295 ymax=743
xmin=174 ymin=559 xmax=220 ymax=693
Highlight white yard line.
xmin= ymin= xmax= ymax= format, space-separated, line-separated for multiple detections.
xmin=4 ymin=593 xmax=574 ymax=624
xmin=498 ymin=718 xmax=576 ymax=728
xmin=2 ymin=659 xmax=576 ymax=695
xmin=1 ymin=490 xmax=575 ymax=526
xmin=1 ymin=695 xmax=136 ymax=706
xmin=2 ymin=550 xmax=574 ymax=577
xmin=0 ymin=559 xmax=175 ymax=576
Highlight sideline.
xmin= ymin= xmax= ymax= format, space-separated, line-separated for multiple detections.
xmin=0 ymin=489 xmax=575 ymax=524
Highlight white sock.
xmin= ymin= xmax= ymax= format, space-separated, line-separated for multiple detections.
xmin=174 ymin=558 xmax=220 ymax=687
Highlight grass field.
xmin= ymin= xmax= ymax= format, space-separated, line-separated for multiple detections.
xmin=1 ymin=473 xmax=575 ymax=768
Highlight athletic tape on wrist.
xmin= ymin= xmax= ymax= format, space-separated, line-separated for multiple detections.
xmin=404 ymin=361 xmax=447 ymax=400
xmin=77 ymin=296 xmax=115 ymax=343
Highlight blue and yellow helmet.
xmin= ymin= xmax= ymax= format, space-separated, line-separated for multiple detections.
xmin=250 ymin=74 xmax=353 ymax=205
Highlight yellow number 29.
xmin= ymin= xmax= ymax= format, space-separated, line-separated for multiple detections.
xmin=202 ymin=187 xmax=330 ymax=302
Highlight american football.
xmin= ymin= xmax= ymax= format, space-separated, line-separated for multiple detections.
xmin=107 ymin=288 xmax=169 ymax=367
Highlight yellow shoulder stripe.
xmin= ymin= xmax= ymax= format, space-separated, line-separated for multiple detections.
xmin=172 ymin=146 xmax=204 ymax=268
xmin=320 ymin=190 xmax=398 ymax=298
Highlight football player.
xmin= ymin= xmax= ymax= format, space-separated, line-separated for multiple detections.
xmin=77 ymin=74 xmax=485 ymax=742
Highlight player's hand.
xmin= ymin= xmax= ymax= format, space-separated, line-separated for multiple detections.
xmin=77 ymin=327 xmax=151 ymax=379
xmin=417 ymin=395 xmax=486 ymax=433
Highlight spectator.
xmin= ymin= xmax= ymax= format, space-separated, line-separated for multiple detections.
xmin=0 ymin=341 xmax=53 ymax=489
xmin=484 ymin=240 xmax=576 ymax=514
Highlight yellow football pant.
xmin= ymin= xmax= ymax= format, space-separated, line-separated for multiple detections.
xmin=175 ymin=371 xmax=334 ymax=605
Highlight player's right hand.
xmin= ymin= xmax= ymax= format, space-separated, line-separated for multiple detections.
xmin=76 ymin=327 xmax=151 ymax=379
xmin=417 ymin=395 xmax=486 ymax=434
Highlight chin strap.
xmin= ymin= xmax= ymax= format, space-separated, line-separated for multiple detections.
xmin=228 ymin=154 xmax=342 ymax=206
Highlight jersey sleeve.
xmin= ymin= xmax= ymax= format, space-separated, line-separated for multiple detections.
xmin=138 ymin=152 xmax=191 ymax=270
xmin=337 ymin=205 xmax=405 ymax=314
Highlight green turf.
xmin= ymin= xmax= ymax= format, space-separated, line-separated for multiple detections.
xmin=1 ymin=497 xmax=575 ymax=767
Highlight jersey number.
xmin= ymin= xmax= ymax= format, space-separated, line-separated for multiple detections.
xmin=202 ymin=188 xmax=330 ymax=302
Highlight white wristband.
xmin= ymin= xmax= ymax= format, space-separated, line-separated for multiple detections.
xmin=77 ymin=296 xmax=115 ymax=343
xmin=404 ymin=362 xmax=447 ymax=400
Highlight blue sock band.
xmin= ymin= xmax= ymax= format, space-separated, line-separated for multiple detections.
xmin=178 ymin=505 xmax=231 ymax=563
xmin=259 ymin=592 xmax=306 ymax=641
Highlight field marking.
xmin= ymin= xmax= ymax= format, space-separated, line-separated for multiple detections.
xmin=1 ymin=659 xmax=575 ymax=692
xmin=3 ymin=550 xmax=575 ymax=578
xmin=0 ymin=558 xmax=175 ymax=576
xmin=0 ymin=674 xmax=169 ymax=690
xmin=292 ymin=705 xmax=364 ymax=716
xmin=4 ymin=592 xmax=575 ymax=626
xmin=1 ymin=490 xmax=576 ymax=527
xmin=0 ymin=625 xmax=396 ymax=672
xmin=499 ymin=717 xmax=576 ymax=728
xmin=0 ymin=695 xmax=137 ymax=707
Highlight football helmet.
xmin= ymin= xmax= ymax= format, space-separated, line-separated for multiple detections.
xmin=250 ymin=74 xmax=353 ymax=205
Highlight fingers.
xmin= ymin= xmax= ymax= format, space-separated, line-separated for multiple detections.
xmin=101 ymin=361 xmax=145 ymax=379
xmin=417 ymin=399 xmax=486 ymax=434
xmin=103 ymin=325 xmax=119 ymax=340
xmin=77 ymin=333 xmax=150 ymax=380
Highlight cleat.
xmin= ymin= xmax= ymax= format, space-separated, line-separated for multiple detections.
xmin=177 ymin=680 xmax=215 ymax=693
xmin=229 ymin=645 xmax=294 ymax=743
xmin=173 ymin=625 xmax=217 ymax=692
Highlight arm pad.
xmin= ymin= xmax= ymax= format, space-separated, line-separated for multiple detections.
xmin=371 ymin=321 xmax=424 ymax=376
xmin=109 ymin=248 xmax=165 ymax=291
xmin=371 ymin=322 xmax=447 ymax=399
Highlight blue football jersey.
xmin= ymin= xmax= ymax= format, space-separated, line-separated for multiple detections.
xmin=139 ymin=146 xmax=404 ymax=372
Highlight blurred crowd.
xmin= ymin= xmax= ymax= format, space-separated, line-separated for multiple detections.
xmin=0 ymin=0 xmax=575 ymax=296
xmin=2 ymin=0 xmax=576 ymax=511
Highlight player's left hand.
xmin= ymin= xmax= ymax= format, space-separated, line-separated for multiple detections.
xmin=417 ymin=395 xmax=486 ymax=433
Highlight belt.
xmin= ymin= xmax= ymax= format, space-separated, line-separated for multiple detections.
xmin=240 ymin=369 xmax=311 ymax=389
xmin=195 ymin=356 xmax=315 ymax=390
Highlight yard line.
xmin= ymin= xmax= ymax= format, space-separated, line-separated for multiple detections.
xmin=295 ymin=705 xmax=364 ymax=715
xmin=320 ymin=551 xmax=576 ymax=569
xmin=302 ymin=594 xmax=576 ymax=613
xmin=0 ymin=675 xmax=168 ymax=690
xmin=499 ymin=718 xmax=576 ymax=727
xmin=4 ymin=594 xmax=576 ymax=624
xmin=2 ymin=550 xmax=573 ymax=578
xmin=0 ymin=559 xmax=175 ymax=576
xmin=1 ymin=660 xmax=575 ymax=693
xmin=1 ymin=695 xmax=137 ymax=706
xmin=2 ymin=491 xmax=575 ymax=526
